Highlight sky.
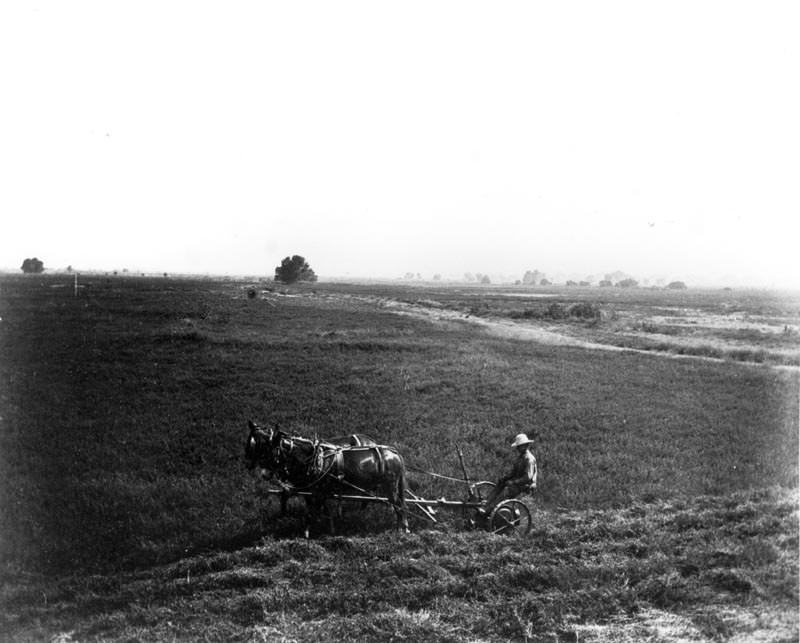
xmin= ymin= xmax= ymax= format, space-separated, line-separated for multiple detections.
xmin=1 ymin=1 xmax=798 ymax=287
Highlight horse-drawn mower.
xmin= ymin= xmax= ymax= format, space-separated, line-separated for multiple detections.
xmin=245 ymin=422 xmax=533 ymax=537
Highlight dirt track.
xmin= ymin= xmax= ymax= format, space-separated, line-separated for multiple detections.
xmin=373 ymin=296 xmax=800 ymax=372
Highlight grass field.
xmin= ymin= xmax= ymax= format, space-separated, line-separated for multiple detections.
xmin=1 ymin=274 xmax=797 ymax=641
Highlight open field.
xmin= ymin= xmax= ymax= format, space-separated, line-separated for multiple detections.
xmin=1 ymin=274 xmax=798 ymax=641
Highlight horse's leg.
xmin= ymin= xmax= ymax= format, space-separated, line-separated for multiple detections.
xmin=327 ymin=499 xmax=336 ymax=536
xmin=304 ymin=496 xmax=318 ymax=539
xmin=394 ymin=471 xmax=410 ymax=533
xmin=280 ymin=491 xmax=289 ymax=516
xmin=304 ymin=495 xmax=335 ymax=538
xmin=315 ymin=496 xmax=335 ymax=536
xmin=303 ymin=503 xmax=310 ymax=539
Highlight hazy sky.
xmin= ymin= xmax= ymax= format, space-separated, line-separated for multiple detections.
xmin=1 ymin=2 xmax=798 ymax=286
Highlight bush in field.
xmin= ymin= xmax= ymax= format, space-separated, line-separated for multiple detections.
xmin=667 ymin=281 xmax=688 ymax=289
xmin=599 ymin=279 xmax=613 ymax=287
xmin=20 ymin=257 xmax=44 ymax=273
xmin=544 ymin=303 xmax=568 ymax=319
xmin=274 ymin=255 xmax=317 ymax=283
xmin=568 ymin=302 xmax=602 ymax=320
xmin=617 ymin=278 xmax=638 ymax=288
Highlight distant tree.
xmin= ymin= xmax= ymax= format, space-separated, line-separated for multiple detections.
xmin=617 ymin=278 xmax=638 ymax=288
xmin=20 ymin=257 xmax=44 ymax=273
xmin=540 ymin=278 xmax=551 ymax=286
xmin=523 ymin=270 xmax=544 ymax=285
xmin=605 ymin=270 xmax=629 ymax=283
xmin=599 ymin=279 xmax=613 ymax=287
xmin=433 ymin=274 xmax=441 ymax=281
xmin=66 ymin=265 xmax=73 ymax=273
xmin=566 ymin=280 xmax=577 ymax=286
xmin=480 ymin=274 xmax=491 ymax=285
xmin=274 ymin=255 xmax=317 ymax=284
xmin=667 ymin=281 xmax=687 ymax=289
xmin=579 ymin=280 xmax=591 ymax=287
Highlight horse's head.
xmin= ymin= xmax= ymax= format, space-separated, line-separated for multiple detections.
xmin=244 ymin=420 xmax=278 ymax=471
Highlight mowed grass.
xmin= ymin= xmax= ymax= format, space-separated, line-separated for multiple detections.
xmin=3 ymin=488 xmax=797 ymax=642
xmin=0 ymin=275 xmax=797 ymax=641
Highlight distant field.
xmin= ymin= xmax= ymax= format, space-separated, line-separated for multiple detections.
xmin=0 ymin=274 xmax=797 ymax=641
xmin=315 ymin=281 xmax=800 ymax=366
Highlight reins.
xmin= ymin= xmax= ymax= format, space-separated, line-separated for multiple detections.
xmin=406 ymin=463 xmax=493 ymax=486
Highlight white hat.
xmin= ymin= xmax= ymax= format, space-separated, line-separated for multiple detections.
xmin=511 ymin=433 xmax=533 ymax=448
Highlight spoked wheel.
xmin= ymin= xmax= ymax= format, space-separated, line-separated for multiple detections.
xmin=488 ymin=499 xmax=532 ymax=536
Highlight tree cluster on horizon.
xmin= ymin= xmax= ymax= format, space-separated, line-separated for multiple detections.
xmin=274 ymin=255 xmax=317 ymax=284
xmin=20 ymin=257 xmax=44 ymax=274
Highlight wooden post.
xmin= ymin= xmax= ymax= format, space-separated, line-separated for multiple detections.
xmin=74 ymin=273 xmax=78 ymax=297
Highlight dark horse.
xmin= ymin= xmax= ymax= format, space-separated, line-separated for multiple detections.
xmin=245 ymin=421 xmax=408 ymax=536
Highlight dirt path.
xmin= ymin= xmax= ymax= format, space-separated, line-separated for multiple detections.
xmin=375 ymin=297 xmax=800 ymax=371
xmin=382 ymin=298 xmax=629 ymax=351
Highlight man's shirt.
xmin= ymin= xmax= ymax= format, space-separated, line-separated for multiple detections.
xmin=508 ymin=450 xmax=537 ymax=488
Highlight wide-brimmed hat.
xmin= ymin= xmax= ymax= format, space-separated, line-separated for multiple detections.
xmin=511 ymin=433 xmax=533 ymax=448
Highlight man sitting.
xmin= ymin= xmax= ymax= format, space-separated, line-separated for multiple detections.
xmin=478 ymin=433 xmax=537 ymax=517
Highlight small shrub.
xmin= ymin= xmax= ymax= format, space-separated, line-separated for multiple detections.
xmin=568 ymin=302 xmax=602 ymax=320
xmin=544 ymin=303 xmax=568 ymax=320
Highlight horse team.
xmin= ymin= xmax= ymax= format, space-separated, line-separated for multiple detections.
xmin=244 ymin=420 xmax=409 ymax=537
